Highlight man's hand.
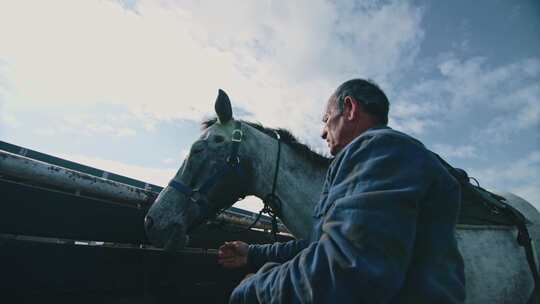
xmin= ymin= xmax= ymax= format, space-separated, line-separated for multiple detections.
xmin=217 ymin=241 xmax=249 ymax=268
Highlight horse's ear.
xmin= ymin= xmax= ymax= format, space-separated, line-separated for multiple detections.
xmin=215 ymin=89 xmax=233 ymax=124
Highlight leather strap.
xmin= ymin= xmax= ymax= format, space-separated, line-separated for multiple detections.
xmin=167 ymin=121 xmax=245 ymax=226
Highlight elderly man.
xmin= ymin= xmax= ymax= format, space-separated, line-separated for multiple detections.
xmin=218 ymin=79 xmax=466 ymax=303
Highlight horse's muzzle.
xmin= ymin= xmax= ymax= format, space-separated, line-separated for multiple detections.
xmin=163 ymin=222 xmax=188 ymax=252
xmin=144 ymin=213 xmax=189 ymax=251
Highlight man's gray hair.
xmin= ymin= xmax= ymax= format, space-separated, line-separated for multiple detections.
xmin=334 ymin=78 xmax=389 ymax=125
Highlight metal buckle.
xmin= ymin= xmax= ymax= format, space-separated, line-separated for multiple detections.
xmin=231 ymin=129 xmax=243 ymax=142
xmin=226 ymin=156 xmax=240 ymax=165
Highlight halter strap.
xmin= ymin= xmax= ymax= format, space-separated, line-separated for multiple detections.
xmin=167 ymin=121 xmax=244 ymax=221
xmin=228 ymin=121 xmax=243 ymax=163
xmin=168 ymin=121 xmax=283 ymax=240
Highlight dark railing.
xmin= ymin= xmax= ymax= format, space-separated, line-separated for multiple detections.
xmin=0 ymin=140 xmax=292 ymax=303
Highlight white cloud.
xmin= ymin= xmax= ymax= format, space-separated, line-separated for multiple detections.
xmin=389 ymin=116 xmax=432 ymax=136
xmin=468 ymin=151 xmax=540 ymax=209
xmin=116 ymin=127 xmax=137 ymax=137
xmin=432 ymin=144 xmax=478 ymax=159
xmin=161 ymin=148 xmax=188 ymax=166
xmin=162 ymin=157 xmax=177 ymax=165
xmin=56 ymin=152 xmax=176 ymax=186
xmin=474 ymin=82 xmax=539 ymax=144
xmin=31 ymin=113 xmax=137 ymax=138
xmin=0 ymin=0 xmax=425 ymax=148
xmin=0 ymin=111 xmax=20 ymax=129
xmin=435 ymin=57 xmax=539 ymax=112
xmin=392 ymin=56 xmax=540 ymax=140
xmin=511 ymin=184 xmax=540 ymax=210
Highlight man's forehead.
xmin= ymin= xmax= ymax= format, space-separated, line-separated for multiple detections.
xmin=321 ymin=95 xmax=335 ymax=121
xmin=324 ymin=95 xmax=338 ymax=112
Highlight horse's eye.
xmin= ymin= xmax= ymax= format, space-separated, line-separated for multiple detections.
xmin=191 ymin=143 xmax=205 ymax=154
xmin=213 ymin=135 xmax=225 ymax=143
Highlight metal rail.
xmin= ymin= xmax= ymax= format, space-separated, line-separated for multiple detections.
xmin=0 ymin=150 xmax=288 ymax=233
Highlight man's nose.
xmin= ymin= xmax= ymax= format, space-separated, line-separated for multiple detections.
xmin=321 ymin=127 xmax=327 ymax=140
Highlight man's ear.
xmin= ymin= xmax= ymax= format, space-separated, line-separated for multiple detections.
xmin=343 ymin=96 xmax=359 ymax=121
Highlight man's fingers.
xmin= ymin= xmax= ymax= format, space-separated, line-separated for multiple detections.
xmin=221 ymin=261 xmax=242 ymax=268
xmin=218 ymin=245 xmax=235 ymax=254
xmin=219 ymin=243 xmax=238 ymax=253
xmin=218 ymin=243 xmax=232 ymax=251
xmin=218 ymin=257 xmax=237 ymax=264
xmin=218 ymin=256 xmax=245 ymax=268
xmin=217 ymin=241 xmax=247 ymax=268
xmin=218 ymin=250 xmax=236 ymax=258
xmin=218 ymin=256 xmax=240 ymax=263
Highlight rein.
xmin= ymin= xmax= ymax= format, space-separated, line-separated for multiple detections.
xmin=247 ymin=130 xmax=282 ymax=241
xmin=167 ymin=121 xmax=282 ymax=243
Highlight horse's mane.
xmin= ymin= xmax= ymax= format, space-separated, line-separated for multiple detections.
xmin=202 ymin=118 xmax=331 ymax=167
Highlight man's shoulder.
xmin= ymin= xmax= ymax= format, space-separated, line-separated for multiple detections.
xmin=350 ymin=126 xmax=455 ymax=180
xmin=331 ymin=126 xmax=429 ymax=169
xmin=353 ymin=126 xmax=426 ymax=150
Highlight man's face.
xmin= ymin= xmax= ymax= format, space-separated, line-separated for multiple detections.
xmin=321 ymin=96 xmax=348 ymax=156
xmin=321 ymin=94 xmax=377 ymax=156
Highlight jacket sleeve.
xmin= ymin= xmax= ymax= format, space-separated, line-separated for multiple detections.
xmin=229 ymin=134 xmax=433 ymax=304
xmin=247 ymin=239 xmax=310 ymax=271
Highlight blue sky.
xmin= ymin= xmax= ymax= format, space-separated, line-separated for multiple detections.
xmin=1 ymin=0 xmax=539 ymax=211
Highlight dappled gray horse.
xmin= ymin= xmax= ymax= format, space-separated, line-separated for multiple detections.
xmin=145 ymin=90 xmax=540 ymax=303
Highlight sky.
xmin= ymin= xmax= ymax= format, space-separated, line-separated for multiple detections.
xmin=1 ymin=0 xmax=539 ymax=212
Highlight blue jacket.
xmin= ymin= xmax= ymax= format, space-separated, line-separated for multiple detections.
xmin=230 ymin=126 xmax=466 ymax=303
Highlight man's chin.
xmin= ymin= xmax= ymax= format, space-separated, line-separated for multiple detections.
xmin=329 ymin=144 xmax=345 ymax=156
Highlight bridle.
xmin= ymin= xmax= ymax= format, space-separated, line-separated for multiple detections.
xmin=167 ymin=120 xmax=283 ymax=244
xmin=168 ymin=121 xmax=246 ymax=226
xmin=248 ymin=129 xmax=282 ymax=241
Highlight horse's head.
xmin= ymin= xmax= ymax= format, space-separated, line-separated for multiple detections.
xmin=144 ymin=90 xmax=252 ymax=250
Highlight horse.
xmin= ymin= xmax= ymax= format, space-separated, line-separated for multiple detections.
xmin=144 ymin=89 xmax=540 ymax=303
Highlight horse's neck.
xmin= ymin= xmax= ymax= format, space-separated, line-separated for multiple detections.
xmin=243 ymin=125 xmax=326 ymax=239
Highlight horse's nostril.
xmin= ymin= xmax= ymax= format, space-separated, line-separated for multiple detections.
xmin=144 ymin=215 xmax=154 ymax=230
